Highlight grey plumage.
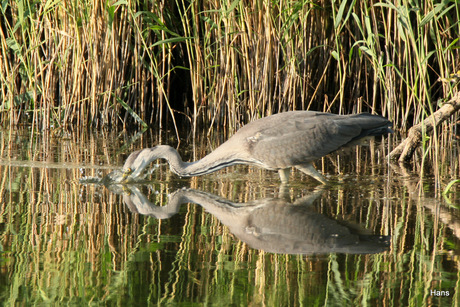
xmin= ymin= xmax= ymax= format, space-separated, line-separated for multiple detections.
xmin=122 ymin=111 xmax=393 ymax=183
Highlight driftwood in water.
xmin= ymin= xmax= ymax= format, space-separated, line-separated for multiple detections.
xmin=388 ymin=92 xmax=460 ymax=162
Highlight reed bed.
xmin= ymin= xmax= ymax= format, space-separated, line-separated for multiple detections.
xmin=0 ymin=0 xmax=458 ymax=132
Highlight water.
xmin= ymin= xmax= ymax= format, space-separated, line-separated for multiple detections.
xmin=0 ymin=128 xmax=459 ymax=306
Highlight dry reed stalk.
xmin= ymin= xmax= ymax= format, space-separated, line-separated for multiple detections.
xmin=0 ymin=0 xmax=458 ymax=137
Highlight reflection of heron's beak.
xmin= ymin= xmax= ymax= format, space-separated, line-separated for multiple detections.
xmin=121 ymin=185 xmax=132 ymax=195
xmin=121 ymin=168 xmax=133 ymax=182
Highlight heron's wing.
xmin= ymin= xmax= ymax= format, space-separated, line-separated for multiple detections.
xmin=247 ymin=114 xmax=365 ymax=168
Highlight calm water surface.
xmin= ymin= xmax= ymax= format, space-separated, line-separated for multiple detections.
xmin=0 ymin=128 xmax=459 ymax=306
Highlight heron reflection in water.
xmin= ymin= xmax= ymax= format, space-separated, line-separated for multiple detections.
xmin=119 ymin=111 xmax=392 ymax=184
xmin=113 ymin=185 xmax=390 ymax=255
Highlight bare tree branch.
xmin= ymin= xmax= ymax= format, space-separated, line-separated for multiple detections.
xmin=388 ymin=92 xmax=460 ymax=162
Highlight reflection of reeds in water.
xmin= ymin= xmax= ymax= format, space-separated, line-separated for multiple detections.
xmin=0 ymin=130 xmax=138 ymax=303
xmin=1 ymin=1 xmax=459 ymax=134
xmin=0 ymin=128 xmax=458 ymax=305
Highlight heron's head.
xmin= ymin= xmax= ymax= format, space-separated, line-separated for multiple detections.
xmin=120 ymin=146 xmax=174 ymax=182
xmin=121 ymin=148 xmax=160 ymax=180
xmin=121 ymin=168 xmax=134 ymax=182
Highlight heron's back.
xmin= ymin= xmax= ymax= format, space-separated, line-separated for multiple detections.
xmin=230 ymin=111 xmax=392 ymax=169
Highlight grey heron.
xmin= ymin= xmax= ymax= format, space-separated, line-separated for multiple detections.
xmin=121 ymin=111 xmax=392 ymax=184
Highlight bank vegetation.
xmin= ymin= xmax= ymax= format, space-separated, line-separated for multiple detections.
xmin=0 ymin=0 xmax=459 ymax=133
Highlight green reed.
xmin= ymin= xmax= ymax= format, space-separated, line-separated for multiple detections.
xmin=1 ymin=0 xmax=458 ymax=131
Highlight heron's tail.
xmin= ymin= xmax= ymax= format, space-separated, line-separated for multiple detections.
xmin=348 ymin=113 xmax=393 ymax=140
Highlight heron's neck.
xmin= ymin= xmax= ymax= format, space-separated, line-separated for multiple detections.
xmin=131 ymin=145 xmax=249 ymax=178
xmin=177 ymin=148 xmax=242 ymax=177
xmin=163 ymin=145 xmax=250 ymax=177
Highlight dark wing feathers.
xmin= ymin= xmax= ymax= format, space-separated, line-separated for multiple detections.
xmin=246 ymin=112 xmax=391 ymax=169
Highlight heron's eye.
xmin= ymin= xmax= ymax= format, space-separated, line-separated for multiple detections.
xmin=122 ymin=168 xmax=133 ymax=178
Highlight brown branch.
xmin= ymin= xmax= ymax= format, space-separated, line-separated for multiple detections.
xmin=388 ymin=92 xmax=460 ymax=162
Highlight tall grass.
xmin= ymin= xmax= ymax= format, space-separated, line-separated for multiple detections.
xmin=1 ymin=0 xmax=459 ymax=131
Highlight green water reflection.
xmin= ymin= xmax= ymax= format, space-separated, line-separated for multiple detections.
xmin=0 ymin=129 xmax=459 ymax=306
